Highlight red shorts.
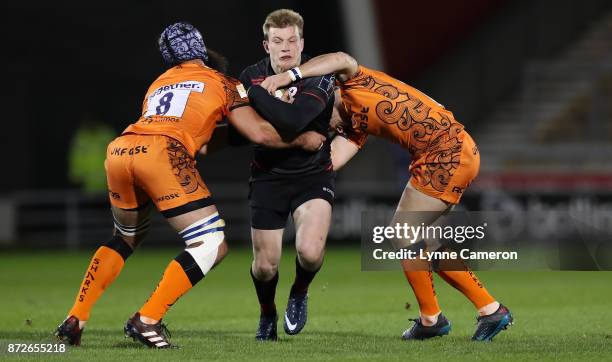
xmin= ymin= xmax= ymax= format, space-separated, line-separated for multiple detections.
xmin=104 ymin=134 xmax=212 ymax=215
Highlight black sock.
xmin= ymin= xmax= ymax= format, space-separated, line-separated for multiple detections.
xmin=250 ymin=268 xmax=278 ymax=316
xmin=290 ymin=257 xmax=321 ymax=297
xmin=102 ymin=235 xmax=134 ymax=261
xmin=174 ymin=251 xmax=205 ymax=286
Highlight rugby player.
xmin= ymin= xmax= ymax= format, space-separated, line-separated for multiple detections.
xmin=55 ymin=22 xmax=325 ymax=349
xmin=238 ymin=9 xmax=336 ymax=340
xmin=260 ymin=52 xmax=513 ymax=341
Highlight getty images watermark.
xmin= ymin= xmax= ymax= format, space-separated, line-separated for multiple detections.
xmin=371 ymin=221 xmax=517 ymax=262
xmin=360 ymin=210 xmax=612 ymax=271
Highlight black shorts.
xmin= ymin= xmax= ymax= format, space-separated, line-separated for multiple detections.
xmin=249 ymin=172 xmax=335 ymax=230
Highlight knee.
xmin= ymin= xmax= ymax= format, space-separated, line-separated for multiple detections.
xmin=252 ymin=256 xmax=279 ymax=280
xmin=215 ymin=241 xmax=229 ymax=264
xmin=112 ymin=216 xmax=150 ymax=250
xmin=114 ymin=232 xmax=143 ymax=250
xmin=102 ymin=234 xmax=136 ymax=261
xmin=297 ymin=245 xmax=324 ymax=269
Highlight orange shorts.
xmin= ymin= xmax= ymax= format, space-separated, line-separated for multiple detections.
xmin=104 ymin=134 xmax=212 ymax=216
xmin=409 ymin=131 xmax=480 ymax=204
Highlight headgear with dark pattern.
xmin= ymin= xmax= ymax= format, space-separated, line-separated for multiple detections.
xmin=159 ymin=22 xmax=208 ymax=67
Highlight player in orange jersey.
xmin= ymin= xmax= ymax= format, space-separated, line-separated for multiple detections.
xmin=55 ymin=22 xmax=325 ymax=349
xmin=260 ymin=52 xmax=513 ymax=341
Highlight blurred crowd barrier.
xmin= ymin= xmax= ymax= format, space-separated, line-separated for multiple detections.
xmin=3 ymin=176 xmax=612 ymax=249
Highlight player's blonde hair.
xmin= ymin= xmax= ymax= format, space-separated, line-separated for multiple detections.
xmin=262 ymin=9 xmax=304 ymax=40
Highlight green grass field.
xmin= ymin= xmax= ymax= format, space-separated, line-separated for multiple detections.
xmin=1 ymin=247 xmax=611 ymax=361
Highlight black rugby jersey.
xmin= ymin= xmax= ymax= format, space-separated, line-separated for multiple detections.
xmin=239 ymin=56 xmax=335 ymax=180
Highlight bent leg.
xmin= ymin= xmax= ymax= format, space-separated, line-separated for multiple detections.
xmin=138 ymin=205 xmax=228 ymax=323
xmin=394 ymin=181 xmax=449 ymax=325
xmin=396 ymin=182 xmax=498 ymax=319
xmin=67 ymin=204 xmax=152 ymax=326
xmin=292 ymin=198 xmax=331 ymax=295
xmin=251 ymin=227 xmax=283 ymax=316
xmin=436 ymin=264 xmax=497 ymax=315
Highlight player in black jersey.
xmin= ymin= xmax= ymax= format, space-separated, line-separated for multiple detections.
xmin=239 ymin=9 xmax=336 ymax=340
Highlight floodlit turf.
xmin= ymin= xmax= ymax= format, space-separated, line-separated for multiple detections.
xmin=0 ymin=247 xmax=611 ymax=361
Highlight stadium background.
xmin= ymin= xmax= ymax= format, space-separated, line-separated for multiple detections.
xmin=3 ymin=0 xmax=612 ymax=250
xmin=2 ymin=1 xmax=612 ymax=360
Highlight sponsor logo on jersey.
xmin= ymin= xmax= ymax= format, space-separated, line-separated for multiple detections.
xmin=141 ymin=116 xmax=180 ymax=124
xmin=110 ymin=145 xmax=149 ymax=156
xmin=148 ymin=81 xmax=205 ymax=100
xmin=144 ymin=81 xmax=205 ymax=118
xmin=323 ymin=187 xmax=335 ymax=198
xmin=156 ymin=193 xmax=181 ymax=202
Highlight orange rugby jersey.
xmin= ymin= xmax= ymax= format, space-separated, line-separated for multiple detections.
xmin=123 ymin=63 xmax=249 ymax=156
xmin=340 ymin=66 xmax=465 ymax=161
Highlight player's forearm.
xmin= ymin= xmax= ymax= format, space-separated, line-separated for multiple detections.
xmin=298 ymin=52 xmax=359 ymax=81
xmin=256 ymin=122 xmax=296 ymax=148
xmin=228 ymin=106 xmax=291 ymax=148
xmin=257 ymin=123 xmax=328 ymax=151
xmin=259 ymin=53 xmax=357 ymax=93
xmin=248 ymin=86 xmax=320 ymax=138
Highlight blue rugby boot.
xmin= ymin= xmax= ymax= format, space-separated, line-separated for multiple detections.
xmin=472 ymin=304 xmax=513 ymax=341
xmin=402 ymin=313 xmax=452 ymax=340
xmin=283 ymin=293 xmax=308 ymax=335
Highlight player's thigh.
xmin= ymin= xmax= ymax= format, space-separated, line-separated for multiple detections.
xmin=293 ymin=198 xmax=332 ymax=257
xmin=105 ymin=136 xmax=150 ymax=211
xmin=105 ymin=136 xmax=154 ymax=247
xmin=249 ymin=179 xmax=291 ymax=230
xmin=251 ymin=227 xmax=284 ymax=266
xmin=396 ymin=180 xmax=449 ymax=214
xmin=125 ymin=136 xmax=226 ymax=256
xmin=133 ymin=135 xmax=215 ymax=220
xmin=391 ymin=181 xmax=450 ymax=249
xmin=248 ymin=179 xmax=290 ymax=266
xmin=290 ymin=171 xmax=335 ymax=250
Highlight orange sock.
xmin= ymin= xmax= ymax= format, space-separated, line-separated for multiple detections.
xmin=68 ymin=246 xmax=126 ymax=321
xmin=139 ymin=258 xmax=197 ymax=321
xmin=436 ymin=269 xmax=495 ymax=309
xmin=401 ymin=260 xmax=441 ymax=316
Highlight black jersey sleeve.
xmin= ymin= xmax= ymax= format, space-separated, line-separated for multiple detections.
xmin=238 ymin=68 xmax=253 ymax=88
xmin=247 ymin=73 xmax=335 ymax=138
xmin=247 ymin=86 xmax=326 ymax=138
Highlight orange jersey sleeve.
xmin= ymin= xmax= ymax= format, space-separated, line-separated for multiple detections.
xmin=221 ymin=76 xmax=250 ymax=113
xmin=123 ymin=63 xmax=249 ymax=156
